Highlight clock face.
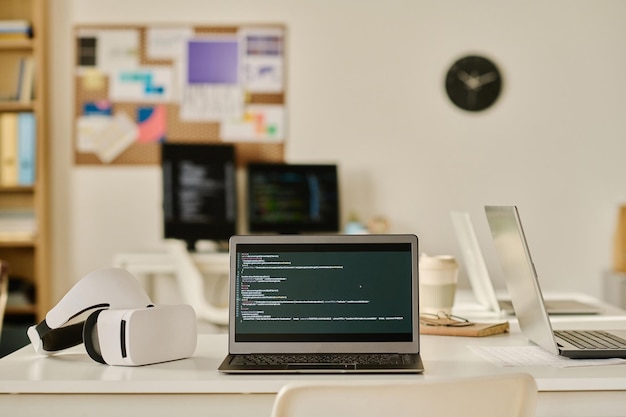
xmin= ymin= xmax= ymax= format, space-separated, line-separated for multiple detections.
xmin=445 ymin=55 xmax=502 ymax=112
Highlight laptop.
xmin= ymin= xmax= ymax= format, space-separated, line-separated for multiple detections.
xmin=485 ymin=205 xmax=626 ymax=359
xmin=218 ymin=233 xmax=424 ymax=373
xmin=450 ymin=211 xmax=601 ymax=315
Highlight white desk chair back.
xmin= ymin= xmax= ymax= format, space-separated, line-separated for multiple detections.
xmin=0 ymin=260 xmax=9 ymax=342
xmin=166 ymin=239 xmax=229 ymax=326
xmin=271 ymin=373 xmax=537 ymax=417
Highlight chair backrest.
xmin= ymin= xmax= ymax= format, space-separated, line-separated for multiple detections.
xmin=270 ymin=373 xmax=537 ymax=417
xmin=165 ymin=239 xmax=229 ymax=326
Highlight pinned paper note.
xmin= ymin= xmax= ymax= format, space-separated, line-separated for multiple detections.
xmin=221 ymin=105 xmax=285 ymax=142
xmin=110 ymin=67 xmax=173 ymax=102
xmin=146 ymin=27 xmax=193 ymax=60
xmin=76 ymin=115 xmax=111 ymax=152
xmin=137 ymin=105 xmax=166 ymax=143
xmin=81 ymin=69 xmax=106 ymax=91
xmin=180 ymin=85 xmax=244 ymax=121
xmin=187 ymin=39 xmax=239 ymax=84
xmin=179 ymin=37 xmax=244 ymax=121
xmin=239 ymin=27 xmax=284 ymax=93
xmin=76 ymin=28 xmax=140 ymax=74
xmin=91 ymin=112 xmax=138 ymax=163
xmin=83 ymin=100 xmax=112 ymax=116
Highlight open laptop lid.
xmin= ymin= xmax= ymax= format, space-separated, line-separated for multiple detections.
xmin=484 ymin=206 xmax=559 ymax=355
xmin=450 ymin=211 xmax=503 ymax=314
xmin=228 ymin=234 xmax=420 ymax=355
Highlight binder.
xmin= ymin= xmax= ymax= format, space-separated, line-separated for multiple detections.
xmin=0 ymin=113 xmax=18 ymax=186
xmin=17 ymin=112 xmax=36 ymax=185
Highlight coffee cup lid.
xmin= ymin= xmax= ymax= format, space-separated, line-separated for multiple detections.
xmin=419 ymin=253 xmax=458 ymax=269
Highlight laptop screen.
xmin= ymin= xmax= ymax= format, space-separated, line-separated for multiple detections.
xmin=229 ymin=235 xmax=417 ymax=350
xmin=484 ymin=205 xmax=559 ymax=354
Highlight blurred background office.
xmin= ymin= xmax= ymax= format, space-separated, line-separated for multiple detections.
xmin=46 ymin=0 xmax=626 ymax=306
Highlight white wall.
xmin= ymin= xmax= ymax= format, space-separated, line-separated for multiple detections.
xmin=49 ymin=0 xmax=626 ymax=303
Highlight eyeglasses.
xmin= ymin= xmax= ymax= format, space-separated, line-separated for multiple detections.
xmin=419 ymin=312 xmax=473 ymax=327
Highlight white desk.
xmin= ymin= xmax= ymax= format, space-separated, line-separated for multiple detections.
xmin=2 ymin=316 xmax=626 ymax=417
xmin=452 ymin=289 xmax=626 ymax=323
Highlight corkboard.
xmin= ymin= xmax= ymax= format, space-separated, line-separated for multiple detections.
xmin=73 ymin=24 xmax=286 ymax=166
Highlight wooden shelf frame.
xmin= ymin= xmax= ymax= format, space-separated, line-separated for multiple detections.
xmin=0 ymin=0 xmax=50 ymax=323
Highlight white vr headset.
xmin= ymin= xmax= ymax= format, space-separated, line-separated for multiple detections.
xmin=28 ymin=268 xmax=197 ymax=366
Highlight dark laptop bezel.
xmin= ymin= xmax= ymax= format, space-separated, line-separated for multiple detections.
xmin=219 ymin=234 xmax=423 ymax=373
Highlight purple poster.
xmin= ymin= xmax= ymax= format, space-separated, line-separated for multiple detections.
xmin=187 ymin=40 xmax=239 ymax=84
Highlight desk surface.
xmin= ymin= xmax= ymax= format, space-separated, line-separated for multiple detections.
xmin=3 ymin=297 xmax=626 ymax=417
xmin=2 ymin=323 xmax=626 ymax=395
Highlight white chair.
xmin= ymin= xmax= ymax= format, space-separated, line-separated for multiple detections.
xmin=165 ymin=239 xmax=229 ymax=326
xmin=270 ymin=373 xmax=537 ymax=417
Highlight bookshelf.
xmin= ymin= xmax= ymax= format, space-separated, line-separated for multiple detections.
xmin=0 ymin=0 xmax=49 ymax=322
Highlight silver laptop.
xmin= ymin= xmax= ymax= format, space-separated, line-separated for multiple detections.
xmin=218 ymin=234 xmax=424 ymax=373
xmin=451 ymin=211 xmax=600 ymax=315
xmin=485 ymin=205 xmax=626 ymax=359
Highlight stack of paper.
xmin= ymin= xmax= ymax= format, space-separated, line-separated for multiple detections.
xmin=0 ymin=209 xmax=37 ymax=242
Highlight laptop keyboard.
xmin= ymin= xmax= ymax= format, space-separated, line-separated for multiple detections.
xmin=231 ymin=353 xmax=413 ymax=366
xmin=555 ymin=330 xmax=626 ymax=350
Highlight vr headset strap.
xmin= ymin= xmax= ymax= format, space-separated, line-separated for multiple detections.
xmin=34 ymin=320 xmax=86 ymax=352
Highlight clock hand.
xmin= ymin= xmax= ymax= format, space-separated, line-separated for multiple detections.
xmin=461 ymin=71 xmax=498 ymax=91
xmin=456 ymin=70 xmax=472 ymax=87
xmin=467 ymin=90 xmax=477 ymax=107
xmin=475 ymin=71 xmax=498 ymax=87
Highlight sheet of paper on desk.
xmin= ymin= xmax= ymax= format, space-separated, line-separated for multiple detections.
xmin=469 ymin=346 xmax=626 ymax=368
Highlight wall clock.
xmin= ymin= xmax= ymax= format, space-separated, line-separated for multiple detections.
xmin=445 ymin=55 xmax=502 ymax=112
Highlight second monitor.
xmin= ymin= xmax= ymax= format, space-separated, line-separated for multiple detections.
xmin=246 ymin=163 xmax=340 ymax=234
xmin=162 ymin=143 xmax=237 ymax=250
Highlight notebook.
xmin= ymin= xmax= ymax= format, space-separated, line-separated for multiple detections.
xmin=218 ymin=233 xmax=424 ymax=373
xmin=484 ymin=205 xmax=626 ymax=359
xmin=450 ymin=211 xmax=601 ymax=315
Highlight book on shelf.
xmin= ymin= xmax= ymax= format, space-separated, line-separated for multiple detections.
xmin=0 ymin=112 xmax=36 ymax=186
xmin=15 ymin=57 xmax=35 ymax=103
xmin=0 ymin=112 xmax=18 ymax=186
xmin=0 ymin=20 xmax=32 ymax=40
xmin=0 ymin=57 xmax=34 ymax=103
xmin=17 ymin=112 xmax=36 ymax=184
xmin=0 ymin=32 xmax=30 ymax=41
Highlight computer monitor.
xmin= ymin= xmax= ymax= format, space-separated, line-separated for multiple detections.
xmin=161 ymin=143 xmax=237 ymax=250
xmin=246 ymin=163 xmax=340 ymax=234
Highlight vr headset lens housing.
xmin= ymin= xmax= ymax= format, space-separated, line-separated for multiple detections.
xmin=84 ymin=305 xmax=197 ymax=366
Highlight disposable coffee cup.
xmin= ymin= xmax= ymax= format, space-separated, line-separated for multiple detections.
xmin=419 ymin=254 xmax=459 ymax=315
